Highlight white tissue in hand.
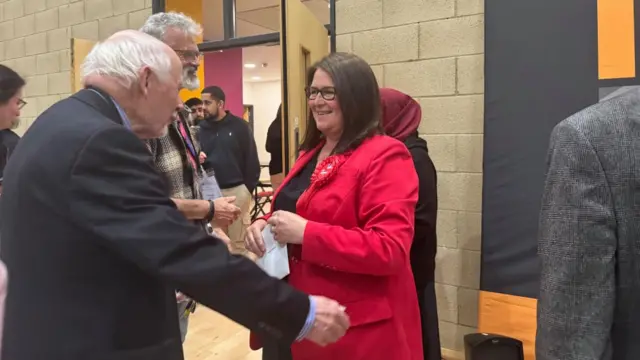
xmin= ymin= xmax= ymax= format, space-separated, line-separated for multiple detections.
xmin=255 ymin=224 xmax=290 ymax=279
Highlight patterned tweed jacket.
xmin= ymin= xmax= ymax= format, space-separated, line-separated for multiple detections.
xmin=537 ymin=88 xmax=640 ymax=360
xmin=146 ymin=111 xmax=202 ymax=204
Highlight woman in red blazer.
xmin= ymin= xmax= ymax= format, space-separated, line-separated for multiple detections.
xmin=245 ymin=52 xmax=423 ymax=360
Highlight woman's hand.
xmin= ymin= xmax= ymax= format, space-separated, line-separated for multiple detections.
xmin=267 ymin=210 xmax=308 ymax=245
xmin=245 ymin=219 xmax=268 ymax=257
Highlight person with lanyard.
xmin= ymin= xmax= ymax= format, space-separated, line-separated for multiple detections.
xmin=140 ymin=12 xmax=240 ymax=343
xmin=0 ymin=30 xmax=350 ymax=359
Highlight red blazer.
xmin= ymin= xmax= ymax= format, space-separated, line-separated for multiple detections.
xmin=252 ymin=135 xmax=423 ymax=360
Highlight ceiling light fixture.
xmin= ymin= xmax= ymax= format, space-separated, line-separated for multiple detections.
xmin=244 ymin=63 xmax=256 ymax=69
xmin=252 ymin=76 xmax=261 ymax=80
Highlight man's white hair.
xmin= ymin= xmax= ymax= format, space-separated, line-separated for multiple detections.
xmin=81 ymin=31 xmax=173 ymax=88
xmin=140 ymin=12 xmax=202 ymax=41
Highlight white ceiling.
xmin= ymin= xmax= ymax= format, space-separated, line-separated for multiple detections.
xmin=201 ymin=0 xmax=330 ymax=83
xmin=202 ymin=0 xmax=330 ymax=40
xmin=241 ymin=45 xmax=283 ymax=83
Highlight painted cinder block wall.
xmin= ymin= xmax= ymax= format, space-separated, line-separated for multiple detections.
xmin=335 ymin=0 xmax=485 ymax=353
xmin=0 ymin=0 xmax=153 ymax=135
xmin=0 ymin=0 xmax=485 ymax=353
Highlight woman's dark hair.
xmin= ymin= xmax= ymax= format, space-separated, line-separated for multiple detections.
xmin=0 ymin=65 xmax=25 ymax=105
xmin=300 ymin=52 xmax=381 ymax=154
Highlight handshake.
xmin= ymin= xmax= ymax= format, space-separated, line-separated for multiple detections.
xmin=304 ymin=296 xmax=351 ymax=346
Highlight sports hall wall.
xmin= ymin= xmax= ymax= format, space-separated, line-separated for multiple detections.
xmin=335 ymin=1 xmax=484 ymax=357
xmin=480 ymin=0 xmax=639 ymax=358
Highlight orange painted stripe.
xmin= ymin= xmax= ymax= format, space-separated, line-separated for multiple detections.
xmin=478 ymin=291 xmax=537 ymax=360
xmin=598 ymin=0 xmax=636 ymax=79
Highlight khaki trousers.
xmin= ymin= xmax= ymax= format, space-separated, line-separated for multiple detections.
xmin=221 ymin=184 xmax=252 ymax=255
xmin=270 ymin=173 xmax=284 ymax=192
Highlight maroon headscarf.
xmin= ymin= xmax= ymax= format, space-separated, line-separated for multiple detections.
xmin=379 ymin=88 xmax=421 ymax=141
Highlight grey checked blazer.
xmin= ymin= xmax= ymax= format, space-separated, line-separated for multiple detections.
xmin=537 ymin=88 xmax=640 ymax=360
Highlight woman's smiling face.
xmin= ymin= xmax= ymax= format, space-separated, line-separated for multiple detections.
xmin=308 ymin=69 xmax=343 ymax=139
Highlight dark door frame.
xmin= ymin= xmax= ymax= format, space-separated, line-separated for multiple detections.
xmin=243 ymin=104 xmax=255 ymax=132
xmin=153 ymin=0 xmax=336 ymax=173
xmin=151 ymin=0 xmax=336 ymax=53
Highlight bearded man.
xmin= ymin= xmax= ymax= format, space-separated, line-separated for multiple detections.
xmin=140 ymin=12 xmax=241 ymax=343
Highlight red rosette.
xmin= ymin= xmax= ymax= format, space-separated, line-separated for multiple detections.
xmin=310 ymin=153 xmax=350 ymax=187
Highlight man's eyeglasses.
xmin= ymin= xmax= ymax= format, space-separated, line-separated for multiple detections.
xmin=174 ymin=49 xmax=201 ymax=61
xmin=306 ymin=87 xmax=336 ymax=101
xmin=17 ymin=99 xmax=26 ymax=110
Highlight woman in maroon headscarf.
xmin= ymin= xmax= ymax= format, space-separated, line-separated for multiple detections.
xmin=380 ymin=88 xmax=440 ymax=360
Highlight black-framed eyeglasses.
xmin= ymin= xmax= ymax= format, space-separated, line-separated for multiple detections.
xmin=306 ymin=86 xmax=336 ymax=101
xmin=174 ymin=49 xmax=202 ymax=61
xmin=17 ymin=99 xmax=26 ymax=110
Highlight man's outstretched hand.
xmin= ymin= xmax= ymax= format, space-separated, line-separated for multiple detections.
xmin=304 ymin=296 xmax=350 ymax=347
xmin=213 ymin=196 xmax=241 ymax=226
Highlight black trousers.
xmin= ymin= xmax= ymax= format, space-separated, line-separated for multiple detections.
xmin=261 ymin=340 xmax=292 ymax=360
xmin=418 ymin=281 xmax=442 ymax=360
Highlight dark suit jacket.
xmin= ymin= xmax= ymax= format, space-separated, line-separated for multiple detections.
xmin=537 ymin=88 xmax=640 ymax=360
xmin=0 ymin=88 xmax=309 ymax=360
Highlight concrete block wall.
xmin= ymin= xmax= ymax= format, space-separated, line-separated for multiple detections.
xmin=335 ymin=0 xmax=485 ymax=354
xmin=0 ymin=0 xmax=484 ymax=353
xmin=0 ymin=0 xmax=152 ymax=135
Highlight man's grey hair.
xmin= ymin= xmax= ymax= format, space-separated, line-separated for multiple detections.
xmin=81 ymin=30 xmax=173 ymax=88
xmin=140 ymin=12 xmax=202 ymax=41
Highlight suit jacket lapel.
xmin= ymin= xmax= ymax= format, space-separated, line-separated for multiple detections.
xmin=72 ymin=87 xmax=124 ymax=126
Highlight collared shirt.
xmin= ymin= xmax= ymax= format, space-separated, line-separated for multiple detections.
xmin=111 ymin=100 xmax=132 ymax=130
xmin=111 ymin=99 xmax=201 ymax=203
xmin=297 ymin=297 xmax=316 ymax=340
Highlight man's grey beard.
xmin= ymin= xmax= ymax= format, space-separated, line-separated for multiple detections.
xmin=182 ymin=67 xmax=200 ymax=91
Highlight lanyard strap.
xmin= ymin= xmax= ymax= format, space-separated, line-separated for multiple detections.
xmin=175 ymin=118 xmax=200 ymax=172
xmin=89 ymin=88 xmax=203 ymax=174
xmin=176 ymin=118 xmax=198 ymax=159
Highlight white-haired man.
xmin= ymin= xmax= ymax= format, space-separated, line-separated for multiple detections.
xmin=0 ymin=30 xmax=350 ymax=360
xmin=140 ymin=12 xmax=240 ymax=342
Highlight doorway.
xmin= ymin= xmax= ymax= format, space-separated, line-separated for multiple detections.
xmin=158 ymin=0 xmax=335 ymax=174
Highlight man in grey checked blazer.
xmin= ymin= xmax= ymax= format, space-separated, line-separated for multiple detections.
xmin=537 ymin=87 xmax=640 ymax=360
